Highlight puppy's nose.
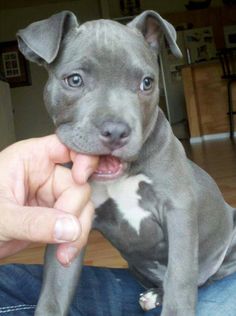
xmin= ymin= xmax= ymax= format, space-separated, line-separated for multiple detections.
xmin=99 ymin=121 xmax=131 ymax=150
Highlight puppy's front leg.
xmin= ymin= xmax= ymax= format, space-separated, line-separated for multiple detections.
xmin=162 ymin=208 xmax=198 ymax=316
xmin=35 ymin=244 xmax=85 ymax=316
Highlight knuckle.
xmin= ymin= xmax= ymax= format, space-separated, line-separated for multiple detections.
xmin=22 ymin=215 xmax=38 ymax=241
xmin=72 ymin=183 xmax=91 ymax=204
xmin=22 ymin=213 xmax=46 ymax=242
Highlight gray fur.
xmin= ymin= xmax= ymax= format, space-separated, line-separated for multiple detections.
xmin=17 ymin=10 xmax=236 ymax=316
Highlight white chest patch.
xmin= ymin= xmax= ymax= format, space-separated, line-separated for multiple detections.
xmin=91 ymin=174 xmax=152 ymax=234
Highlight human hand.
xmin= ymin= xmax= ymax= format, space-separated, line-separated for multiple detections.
xmin=0 ymin=135 xmax=98 ymax=265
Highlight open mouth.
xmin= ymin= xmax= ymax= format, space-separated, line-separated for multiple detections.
xmin=92 ymin=155 xmax=127 ymax=181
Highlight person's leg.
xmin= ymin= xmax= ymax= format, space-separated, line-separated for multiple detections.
xmin=72 ymin=266 xmax=159 ymax=316
xmin=0 ymin=264 xmax=158 ymax=316
xmin=0 ymin=264 xmax=236 ymax=316
xmin=0 ymin=264 xmax=41 ymax=315
xmin=197 ymin=272 xmax=236 ymax=316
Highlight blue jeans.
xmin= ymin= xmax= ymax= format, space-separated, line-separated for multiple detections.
xmin=0 ymin=264 xmax=236 ymax=315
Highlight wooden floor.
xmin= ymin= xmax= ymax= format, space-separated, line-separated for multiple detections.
xmin=1 ymin=138 xmax=236 ymax=267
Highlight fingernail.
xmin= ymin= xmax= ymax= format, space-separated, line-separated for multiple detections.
xmin=65 ymin=246 xmax=78 ymax=265
xmin=60 ymin=246 xmax=78 ymax=267
xmin=54 ymin=217 xmax=80 ymax=242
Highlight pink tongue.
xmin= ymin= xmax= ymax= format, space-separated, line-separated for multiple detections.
xmin=95 ymin=155 xmax=121 ymax=174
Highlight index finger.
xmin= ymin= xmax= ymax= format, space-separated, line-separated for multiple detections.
xmin=70 ymin=152 xmax=99 ymax=184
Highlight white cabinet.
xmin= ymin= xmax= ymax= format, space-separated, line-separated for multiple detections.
xmin=0 ymin=81 xmax=15 ymax=150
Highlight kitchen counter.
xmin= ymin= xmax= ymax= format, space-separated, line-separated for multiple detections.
xmin=181 ymin=59 xmax=235 ymax=140
xmin=177 ymin=59 xmax=219 ymax=70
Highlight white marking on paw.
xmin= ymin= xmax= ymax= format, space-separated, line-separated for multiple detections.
xmin=139 ymin=290 xmax=160 ymax=311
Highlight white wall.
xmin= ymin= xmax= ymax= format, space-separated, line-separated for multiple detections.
xmin=0 ymin=0 xmax=101 ymax=140
xmin=0 ymin=81 xmax=15 ymax=149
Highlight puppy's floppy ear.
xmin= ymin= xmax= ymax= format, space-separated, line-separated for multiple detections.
xmin=16 ymin=11 xmax=78 ymax=65
xmin=128 ymin=10 xmax=182 ymax=58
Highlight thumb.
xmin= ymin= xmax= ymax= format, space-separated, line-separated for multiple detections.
xmin=0 ymin=202 xmax=81 ymax=244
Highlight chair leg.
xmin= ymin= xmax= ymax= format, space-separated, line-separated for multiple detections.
xmin=227 ymin=80 xmax=234 ymax=139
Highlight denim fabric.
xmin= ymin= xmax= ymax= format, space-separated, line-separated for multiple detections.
xmin=0 ymin=264 xmax=235 ymax=315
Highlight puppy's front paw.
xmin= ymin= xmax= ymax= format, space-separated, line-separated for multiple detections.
xmin=139 ymin=288 xmax=162 ymax=311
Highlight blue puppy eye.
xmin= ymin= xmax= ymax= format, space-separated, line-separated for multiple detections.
xmin=140 ymin=77 xmax=153 ymax=91
xmin=65 ymin=73 xmax=83 ymax=87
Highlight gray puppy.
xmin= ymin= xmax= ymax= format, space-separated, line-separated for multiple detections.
xmin=17 ymin=10 xmax=236 ymax=316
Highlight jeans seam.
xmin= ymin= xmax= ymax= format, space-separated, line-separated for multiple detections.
xmin=0 ymin=305 xmax=36 ymax=313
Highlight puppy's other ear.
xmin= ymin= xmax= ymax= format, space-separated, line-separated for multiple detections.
xmin=128 ymin=10 xmax=182 ymax=58
xmin=16 ymin=11 xmax=78 ymax=65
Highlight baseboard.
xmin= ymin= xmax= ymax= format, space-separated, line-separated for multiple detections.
xmin=190 ymin=132 xmax=234 ymax=144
